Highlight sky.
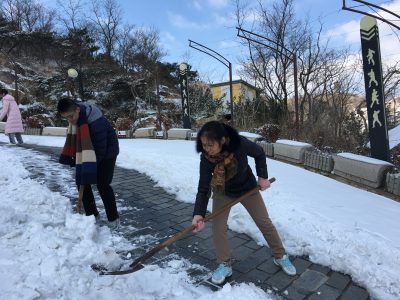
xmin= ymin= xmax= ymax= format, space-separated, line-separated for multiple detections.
xmin=35 ymin=0 xmax=400 ymax=84
xmin=1 ymin=134 xmax=399 ymax=300
xmin=115 ymin=0 xmax=400 ymax=82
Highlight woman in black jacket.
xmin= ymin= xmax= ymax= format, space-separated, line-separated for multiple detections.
xmin=192 ymin=121 xmax=296 ymax=284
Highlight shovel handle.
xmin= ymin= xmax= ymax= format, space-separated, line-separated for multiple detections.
xmin=128 ymin=177 xmax=276 ymax=268
xmin=76 ymin=185 xmax=85 ymax=214
xmin=203 ymin=177 xmax=275 ymax=223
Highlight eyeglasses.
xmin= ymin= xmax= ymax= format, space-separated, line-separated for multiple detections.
xmin=62 ymin=112 xmax=75 ymax=120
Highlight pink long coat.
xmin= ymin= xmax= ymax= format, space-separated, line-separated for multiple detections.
xmin=0 ymin=94 xmax=24 ymax=134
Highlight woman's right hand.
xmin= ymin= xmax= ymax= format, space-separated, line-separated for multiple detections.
xmin=192 ymin=215 xmax=205 ymax=232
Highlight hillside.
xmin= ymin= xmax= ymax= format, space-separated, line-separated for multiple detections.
xmin=0 ymin=53 xmax=187 ymax=130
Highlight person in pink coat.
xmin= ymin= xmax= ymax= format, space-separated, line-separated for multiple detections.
xmin=0 ymin=88 xmax=24 ymax=145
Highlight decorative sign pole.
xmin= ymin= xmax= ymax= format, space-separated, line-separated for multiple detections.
xmin=179 ymin=63 xmax=191 ymax=129
xmin=360 ymin=16 xmax=390 ymax=162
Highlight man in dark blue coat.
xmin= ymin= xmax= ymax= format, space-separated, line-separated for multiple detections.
xmin=57 ymin=97 xmax=120 ymax=229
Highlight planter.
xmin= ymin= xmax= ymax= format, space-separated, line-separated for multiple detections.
xmin=332 ymin=153 xmax=393 ymax=188
xmin=274 ymin=140 xmax=314 ymax=164
xmin=133 ymin=127 xmax=156 ymax=138
xmin=304 ymin=151 xmax=334 ymax=173
xmin=24 ymin=127 xmax=43 ymax=135
xmin=256 ymin=141 xmax=274 ymax=157
xmin=386 ymin=173 xmax=400 ymax=196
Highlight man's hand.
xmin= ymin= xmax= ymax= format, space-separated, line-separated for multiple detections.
xmin=258 ymin=177 xmax=271 ymax=191
xmin=192 ymin=215 xmax=205 ymax=232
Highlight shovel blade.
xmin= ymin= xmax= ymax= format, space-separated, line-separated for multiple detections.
xmin=99 ymin=262 xmax=145 ymax=275
xmin=91 ymin=263 xmax=108 ymax=273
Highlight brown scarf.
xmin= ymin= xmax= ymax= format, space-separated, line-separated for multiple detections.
xmin=205 ymin=151 xmax=238 ymax=195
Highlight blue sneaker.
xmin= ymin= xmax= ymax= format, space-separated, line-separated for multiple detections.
xmin=211 ymin=262 xmax=232 ymax=284
xmin=274 ymin=254 xmax=296 ymax=276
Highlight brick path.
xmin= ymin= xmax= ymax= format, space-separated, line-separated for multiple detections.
xmin=10 ymin=143 xmax=371 ymax=300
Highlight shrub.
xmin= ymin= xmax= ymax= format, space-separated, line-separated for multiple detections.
xmin=156 ymin=113 xmax=173 ymax=131
xmin=390 ymin=145 xmax=400 ymax=171
xmin=256 ymin=123 xmax=281 ymax=143
xmin=25 ymin=116 xmax=44 ymax=128
xmin=115 ymin=117 xmax=132 ymax=130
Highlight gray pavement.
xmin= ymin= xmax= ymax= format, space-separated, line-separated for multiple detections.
xmin=11 ymin=142 xmax=371 ymax=300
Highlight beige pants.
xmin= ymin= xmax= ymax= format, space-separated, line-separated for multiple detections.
xmin=212 ymin=191 xmax=285 ymax=263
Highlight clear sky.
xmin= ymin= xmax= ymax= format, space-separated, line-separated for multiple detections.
xmin=115 ymin=0 xmax=400 ymax=83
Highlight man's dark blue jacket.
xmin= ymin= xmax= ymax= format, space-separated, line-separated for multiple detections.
xmin=80 ymin=103 xmax=119 ymax=162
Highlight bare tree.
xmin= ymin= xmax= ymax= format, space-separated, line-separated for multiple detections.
xmin=115 ymin=23 xmax=135 ymax=71
xmin=236 ymin=0 xmax=364 ymax=146
xmin=56 ymin=0 xmax=86 ymax=31
xmin=324 ymin=57 xmax=360 ymax=138
xmin=382 ymin=61 xmax=400 ymax=126
xmin=236 ymin=0 xmax=309 ymax=120
xmin=0 ymin=0 xmax=56 ymax=102
xmin=120 ymin=27 xmax=165 ymax=74
xmin=90 ymin=0 xmax=122 ymax=60
xmin=2 ymin=0 xmax=24 ymax=30
xmin=297 ymin=20 xmax=328 ymax=126
xmin=383 ymin=61 xmax=400 ymax=100
xmin=2 ymin=0 xmax=55 ymax=32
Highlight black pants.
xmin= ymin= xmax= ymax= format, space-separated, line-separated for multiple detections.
xmin=78 ymin=158 xmax=119 ymax=222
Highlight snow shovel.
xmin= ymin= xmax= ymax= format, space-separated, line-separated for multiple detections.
xmin=76 ymin=185 xmax=84 ymax=214
xmin=94 ymin=177 xmax=276 ymax=275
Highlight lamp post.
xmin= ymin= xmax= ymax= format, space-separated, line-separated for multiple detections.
xmin=154 ymin=63 xmax=162 ymax=130
xmin=237 ymin=27 xmax=299 ymax=138
xmin=189 ymin=39 xmax=234 ymax=126
xmin=67 ymin=68 xmax=78 ymax=99
xmin=67 ymin=67 xmax=85 ymax=101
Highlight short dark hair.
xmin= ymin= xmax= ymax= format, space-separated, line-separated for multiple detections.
xmin=196 ymin=120 xmax=241 ymax=153
xmin=0 ymin=88 xmax=8 ymax=95
xmin=57 ymin=97 xmax=79 ymax=113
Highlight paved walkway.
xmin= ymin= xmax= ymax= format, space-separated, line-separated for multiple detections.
xmin=11 ymin=143 xmax=371 ymax=300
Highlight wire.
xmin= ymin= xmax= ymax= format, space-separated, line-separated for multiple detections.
xmin=367 ymin=3 xmax=400 ymax=42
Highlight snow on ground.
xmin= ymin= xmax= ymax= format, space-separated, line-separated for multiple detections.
xmin=0 ymin=143 xmax=276 ymax=300
xmin=1 ymin=134 xmax=400 ymax=299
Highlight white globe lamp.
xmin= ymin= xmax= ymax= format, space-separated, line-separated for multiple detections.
xmin=67 ymin=68 xmax=78 ymax=78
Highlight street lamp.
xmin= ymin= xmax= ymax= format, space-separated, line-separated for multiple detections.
xmin=67 ymin=68 xmax=78 ymax=99
xmin=237 ymin=27 xmax=299 ymax=138
xmin=189 ymin=39 xmax=234 ymax=126
xmin=67 ymin=67 xmax=85 ymax=101
xmin=67 ymin=68 xmax=78 ymax=78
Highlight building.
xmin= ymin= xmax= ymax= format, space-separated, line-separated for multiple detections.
xmin=210 ymin=79 xmax=260 ymax=105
